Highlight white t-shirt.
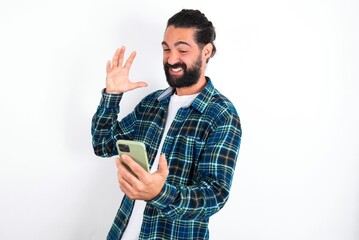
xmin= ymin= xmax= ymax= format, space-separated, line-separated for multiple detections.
xmin=121 ymin=92 xmax=199 ymax=240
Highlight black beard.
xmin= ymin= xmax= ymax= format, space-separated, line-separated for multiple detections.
xmin=164 ymin=56 xmax=202 ymax=88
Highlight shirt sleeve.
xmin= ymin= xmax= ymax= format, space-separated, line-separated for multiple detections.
xmin=148 ymin=110 xmax=242 ymax=221
xmin=91 ymin=89 xmax=131 ymax=157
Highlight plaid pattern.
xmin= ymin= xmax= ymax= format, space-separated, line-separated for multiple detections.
xmin=92 ymin=78 xmax=242 ymax=240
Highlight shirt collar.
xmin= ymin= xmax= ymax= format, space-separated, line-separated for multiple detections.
xmin=157 ymin=77 xmax=215 ymax=113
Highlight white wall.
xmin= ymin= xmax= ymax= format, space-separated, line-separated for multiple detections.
xmin=1 ymin=0 xmax=358 ymax=239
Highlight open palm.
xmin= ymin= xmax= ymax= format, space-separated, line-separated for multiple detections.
xmin=105 ymin=46 xmax=147 ymax=94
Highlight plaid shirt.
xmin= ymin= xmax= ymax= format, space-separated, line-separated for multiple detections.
xmin=91 ymin=78 xmax=241 ymax=240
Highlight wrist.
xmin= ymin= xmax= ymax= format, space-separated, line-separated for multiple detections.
xmin=105 ymin=88 xmax=123 ymax=94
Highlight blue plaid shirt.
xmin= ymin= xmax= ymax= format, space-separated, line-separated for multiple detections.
xmin=92 ymin=78 xmax=241 ymax=239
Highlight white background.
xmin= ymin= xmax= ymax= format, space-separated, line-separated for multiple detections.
xmin=1 ymin=0 xmax=358 ymax=239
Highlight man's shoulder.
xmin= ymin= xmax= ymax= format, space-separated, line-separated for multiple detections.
xmin=206 ymin=88 xmax=239 ymax=118
xmin=200 ymin=78 xmax=239 ymax=117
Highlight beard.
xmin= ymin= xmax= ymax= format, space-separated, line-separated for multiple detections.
xmin=164 ymin=55 xmax=202 ymax=88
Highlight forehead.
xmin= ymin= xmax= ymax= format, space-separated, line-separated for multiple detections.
xmin=163 ymin=26 xmax=197 ymax=46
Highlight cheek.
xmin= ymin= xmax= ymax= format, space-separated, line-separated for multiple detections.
xmin=162 ymin=53 xmax=168 ymax=63
xmin=178 ymin=54 xmax=193 ymax=65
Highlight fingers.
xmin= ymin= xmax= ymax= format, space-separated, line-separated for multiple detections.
xmin=106 ymin=60 xmax=112 ymax=74
xmin=123 ymin=51 xmax=136 ymax=72
xmin=121 ymin=154 xmax=151 ymax=184
xmin=118 ymin=46 xmax=125 ymax=68
xmin=111 ymin=48 xmax=120 ymax=68
xmin=115 ymin=156 xmax=144 ymax=199
xmin=115 ymin=157 xmax=121 ymax=168
xmin=110 ymin=46 xmax=125 ymax=68
xmin=122 ymin=154 xmax=147 ymax=178
xmin=158 ymin=154 xmax=169 ymax=176
xmin=116 ymin=157 xmax=139 ymax=185
xmin=115 ymin=154 xmax=167 ymax=200
xmin=108 ymin=46 xmax=136 ymax=73
xmin=118 ymin=178 xmax=136 ymax=198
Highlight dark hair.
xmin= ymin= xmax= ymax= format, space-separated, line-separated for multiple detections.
xmin=167 ymin=9 xmax=216 ymax=63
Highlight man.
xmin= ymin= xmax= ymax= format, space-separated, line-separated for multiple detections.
xmin=92 ymin=9 xmax=242 ymax=240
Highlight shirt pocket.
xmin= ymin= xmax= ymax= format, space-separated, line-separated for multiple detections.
xmin=167 ymin=135 xmax=206 ymax=185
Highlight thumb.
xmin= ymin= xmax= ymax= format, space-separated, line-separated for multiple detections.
xmin=158 ymin=154 xmax=169 ymax=176
xmin=129 ymin=81 xmax=148 ymax=90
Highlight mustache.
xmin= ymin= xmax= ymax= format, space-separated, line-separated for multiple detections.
xmin=164 ymin=62 xmax=187 ymax=70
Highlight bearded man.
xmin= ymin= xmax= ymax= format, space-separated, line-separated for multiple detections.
xmin=92 ymin=9 xmax=242 ymax=240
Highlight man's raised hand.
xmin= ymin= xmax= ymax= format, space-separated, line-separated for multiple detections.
xmin=105 ymin=46 xmax=148 ymax=94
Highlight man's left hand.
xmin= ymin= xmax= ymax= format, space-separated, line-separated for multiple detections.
xmin=115 ymin=154 xmax=169 ymax=201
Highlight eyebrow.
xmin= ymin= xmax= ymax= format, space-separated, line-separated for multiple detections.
xmin=161 ymin=41 xmax=192 ymax=48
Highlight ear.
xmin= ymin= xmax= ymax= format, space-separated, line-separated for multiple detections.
xmin=202 ymin=43 xmax=213 ymax=61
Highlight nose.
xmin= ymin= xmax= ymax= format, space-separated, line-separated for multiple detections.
xmin=165 ymin=51 xmax=179 ymax=65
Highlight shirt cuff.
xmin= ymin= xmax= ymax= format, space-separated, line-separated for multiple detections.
xmin=148 ymin=182 xmax=177 ymax=210
xmin=99 ymin=88 xmax=123 ymax=108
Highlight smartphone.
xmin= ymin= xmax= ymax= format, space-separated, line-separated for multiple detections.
xmin=116 ymin=140 xmax=150 ymax=177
